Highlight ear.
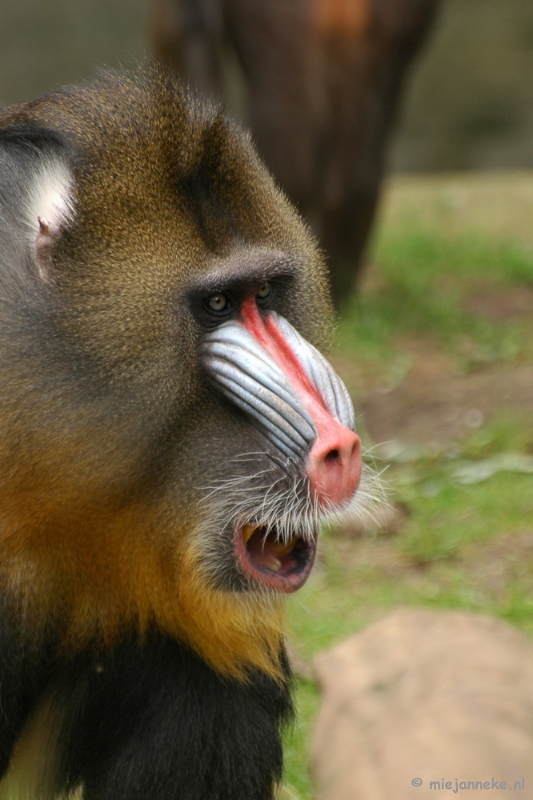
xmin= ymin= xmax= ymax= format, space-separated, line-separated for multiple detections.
xmin=0 ymin=126 xmax=74 ymax=283
xmin=29 ymin=158 xmax=74 ymax=283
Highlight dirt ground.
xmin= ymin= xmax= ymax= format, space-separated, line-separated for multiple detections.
xmin=335 ymin=251 xmax=533 ymax=450
xmin=359 ymin=363 xmax=533 ymax=447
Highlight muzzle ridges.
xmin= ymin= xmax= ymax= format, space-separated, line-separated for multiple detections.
xmin=202 ymin=323 xmax=317 ymax=459
xmin=272 ymin=313 xmax=356 ymax=431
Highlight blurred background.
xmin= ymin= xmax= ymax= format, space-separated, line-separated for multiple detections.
xmin=2 ymin=2 xmax=533 ymax=798
xmin=2 ymin=0 xmax=533 ymax=171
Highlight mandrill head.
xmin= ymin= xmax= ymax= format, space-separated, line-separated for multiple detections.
xmin=0 ymin=69 xmax=378 ymax=680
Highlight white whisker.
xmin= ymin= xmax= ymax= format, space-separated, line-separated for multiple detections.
xmin=195 ymin=449 xmax=386 ymax=586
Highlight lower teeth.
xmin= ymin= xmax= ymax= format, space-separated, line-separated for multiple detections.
xmin=265 ymin=556 xmax=283 ymax=573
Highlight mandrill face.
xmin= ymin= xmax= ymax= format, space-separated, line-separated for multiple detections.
xmin=198 ymin=280 xmax=361 ymax=595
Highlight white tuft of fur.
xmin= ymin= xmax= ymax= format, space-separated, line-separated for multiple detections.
xmin=23 ymin=158 xmax=74 ymax=241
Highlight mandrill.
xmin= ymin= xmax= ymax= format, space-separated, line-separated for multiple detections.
xmin=0 ymin=70 xmax=372 ymax=800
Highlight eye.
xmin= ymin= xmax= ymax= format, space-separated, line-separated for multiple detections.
xmin=205 ymin=293 xmax=231 ymax=314
xmin=256 ymin=281 xmax=272 ymax=302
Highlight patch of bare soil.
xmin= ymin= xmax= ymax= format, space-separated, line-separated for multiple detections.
xmin=332 ymin=535 xmax=414 ymax=582
xmin=395 ymin=336 xmax=456 ymax=378
xmin=334 ymin=304 xmax=533 ymax=446
xmin=463 ymin=284 xmax=533 ymax=322
xmin=356 ymin=366 xmax=533 ymax=445
xmin=461 ymin=531 xmax=533 ymax=585
xmin=327 ymin=527 xmax=533 ymax=607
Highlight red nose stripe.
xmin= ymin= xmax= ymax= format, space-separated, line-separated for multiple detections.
xmin=240 ymin=300 xmax=361 ymax=506
xmin=240 ymin=299 xmax=324 ymax=407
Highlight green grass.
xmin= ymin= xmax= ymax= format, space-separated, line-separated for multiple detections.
xmin=281 ymin=185 xmax=533 ymax=799
xmin=338 ymin=226 xmax=533 ymax=371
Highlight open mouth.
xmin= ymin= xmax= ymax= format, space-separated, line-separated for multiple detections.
xmin=235 ymin=522 xmax=317 ymax=592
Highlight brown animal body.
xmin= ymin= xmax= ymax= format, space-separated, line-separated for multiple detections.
xmin=0 ymin=70 xmax=370 ymax=799
xmin=150 ymin=0 xmax=441 ymax=305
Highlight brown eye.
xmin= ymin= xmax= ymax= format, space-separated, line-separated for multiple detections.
xmin=256 ymin=282 xmax=272 ymax=301
xmin=207 ymin=293 xmax=231 ymax=313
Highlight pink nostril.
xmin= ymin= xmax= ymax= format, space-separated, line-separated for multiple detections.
xmin=307 ymin=425 xmax=362 ymax=507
